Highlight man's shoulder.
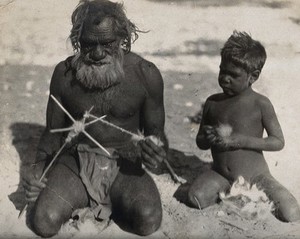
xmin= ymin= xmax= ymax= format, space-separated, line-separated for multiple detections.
xmin=124 ymin=52 xmax=159 ymax=70
xmin=50 ymin=57 xmax=73 ymax=89
xmin=53 ymin=56 xmax=73 ymax=74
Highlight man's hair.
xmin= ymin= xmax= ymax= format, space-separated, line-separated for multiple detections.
xmin=70 ymin=0 xmax=140 ymax=53
xmin=221 ymin=31 xmax=267 ymax=72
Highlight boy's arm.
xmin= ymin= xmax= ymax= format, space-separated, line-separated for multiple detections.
xmin=218 ymin=97 xmax=285 ymax=151
xmin=245 ymin=97 xmax=284 ymax=151
xmin=196 ymin=100 xmax=213 ymax=150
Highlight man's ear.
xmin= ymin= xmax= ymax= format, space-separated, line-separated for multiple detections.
xmin=249 ymin=70 xmax=260 ymax=84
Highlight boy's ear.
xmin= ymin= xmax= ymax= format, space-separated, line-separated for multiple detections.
xmin=249 ymin=70 xmax=260 ymax=84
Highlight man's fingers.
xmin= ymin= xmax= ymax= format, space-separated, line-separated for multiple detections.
xmin=141 ymin=151 xmax=157 ymax=168
xmin=141 ymin=140 xmax=165 ymax=163
xmin=144 ymin=139 xmax=166 ymax=156
xmin=24 ymin=180 xmax=47 ymax=190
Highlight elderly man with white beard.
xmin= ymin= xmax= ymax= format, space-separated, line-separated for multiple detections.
xmin=23 ymin=0 xmax=168 ymax=237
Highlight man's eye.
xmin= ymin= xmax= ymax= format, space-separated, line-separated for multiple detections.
xmin=103 ymin=41 xmax=115 ymax=48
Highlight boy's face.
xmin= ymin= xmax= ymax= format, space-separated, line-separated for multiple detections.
xmin=218 ymin=61 xmax=252 ymax=96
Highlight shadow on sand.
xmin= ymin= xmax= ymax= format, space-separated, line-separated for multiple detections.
xmin=152 ymin=38 xmax=223 ymax=57
xmin=8 ymin=122 xmax=44 ymax=212
xmin=146 ymin=0 xmax=290 ymax=9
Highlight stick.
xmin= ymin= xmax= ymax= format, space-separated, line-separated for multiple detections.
xmin=49 ymin=95 xmax=110 ymax=156
xmin=219 ymin=219 xmax=248 ymax=231
xmin=96 ymin=116 xmax=144 ymax=140
xmin=194 ymin=196 xmax=202 ymax=210
xmin=82 ymin=130 xmax=111 ymax=156
xmin=50 ymin=95 xmax=75 ymax=123
xmin=89 ymin=115 xmax=183 ymax=183
xmin=163 ymin=158 xmax=186 ymax=184
xmin=94 ymin=117 xmax=185 ymax=183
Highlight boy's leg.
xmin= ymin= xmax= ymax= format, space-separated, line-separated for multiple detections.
xmin=188 ymin=170 xmax=230 ymax=209
xmin=253 ymin=173 xmax=300 ymax=222
xmin=110 ymin=167 xmax=162 ymax=236
xmin=30 ymin=154 xmax=89 ymax=237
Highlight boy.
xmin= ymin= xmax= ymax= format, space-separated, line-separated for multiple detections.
xmin=188 ymin=31 xmax=300 ymax=222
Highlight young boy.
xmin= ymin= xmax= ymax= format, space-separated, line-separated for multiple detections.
xmin=188 ymin=31 xmax=300 ymax=222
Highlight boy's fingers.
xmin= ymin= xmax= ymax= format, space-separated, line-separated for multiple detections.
xmin=207 ymin=134 xmax=217 ymax=143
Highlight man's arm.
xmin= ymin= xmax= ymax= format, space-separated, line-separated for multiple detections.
xmin=36 ymin=61 xmax=68 ymax=163
xmin=23 ymin=61 xmax=67 ymax=202
xmin=139 ymin=60 xmax=168 ymax=168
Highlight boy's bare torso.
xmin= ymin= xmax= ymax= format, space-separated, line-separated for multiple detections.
xmin=205 ymin=88 xmax=270 ymax=181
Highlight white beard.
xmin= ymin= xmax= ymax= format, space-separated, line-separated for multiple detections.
xmin=71 ymin=48 xmax=125 ymax=91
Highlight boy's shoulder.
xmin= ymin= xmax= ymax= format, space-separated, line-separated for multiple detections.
xmin=251 ymin=90 xmax=273 ymax=106
xmin=206 ymin=93 xmax=228 ymax=102
xmin=205 ymin=91 xmax=273 ymax=106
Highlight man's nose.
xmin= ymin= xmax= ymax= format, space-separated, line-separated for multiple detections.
xmin=90 ymin=45 xmax=107 ymax=61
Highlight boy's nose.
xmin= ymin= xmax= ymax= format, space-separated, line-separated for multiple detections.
xmin=90 ymin=45 xmax=107 ymax=61
xmin=221 ymin=75 xmax=231 ymax=84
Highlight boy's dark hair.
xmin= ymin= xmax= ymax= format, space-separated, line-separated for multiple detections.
xmin=221 ymin=31 xmax=267 ymax=73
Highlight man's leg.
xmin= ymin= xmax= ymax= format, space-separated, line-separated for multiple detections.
xmin=252 ymin=173 xmax=300 ymax=222
xmin=30 ymin=154 xmax=89 ymax=238
xmin=110 ymin=166 xmax=162 ymax=236
xmin=188 ymin=170 xmax=230 ymax=209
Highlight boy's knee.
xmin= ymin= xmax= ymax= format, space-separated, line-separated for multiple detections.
xmin=188 ymin=188 xmax=215 ymax=209
xmin=131 ymin=200 xmax=162 ymax=236
xmin=277 ymin=200 xmax=300 ymax=222
xmin=31 ymin=205 xmax=63 ymax=238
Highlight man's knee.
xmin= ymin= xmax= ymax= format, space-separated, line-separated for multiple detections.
xmin=131 ymin=200 xmax=162 ymax=236
xmin=31 ymin=205 xmax=64 ymax=238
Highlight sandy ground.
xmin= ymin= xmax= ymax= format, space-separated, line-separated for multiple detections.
xmin=1 ymin=0 xmax=300 ymax=238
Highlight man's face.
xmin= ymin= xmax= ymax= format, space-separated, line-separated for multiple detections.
xmin=79 ymin=16 xmax=122 ymax=65
xmin=218 ymin=61 xmax=251 ymax=96
xmin=71 ymin=17 xmax=125 ymax=90
xmin=80 ymin=32 xmax=121 ymax=66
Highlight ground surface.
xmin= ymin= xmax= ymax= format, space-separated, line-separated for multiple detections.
xmin=1 ymin=0 xmax=300 ymax=238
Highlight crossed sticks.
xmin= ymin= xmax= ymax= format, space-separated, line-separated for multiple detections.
xmin=19 ymin=94 xmax=185 ymax=218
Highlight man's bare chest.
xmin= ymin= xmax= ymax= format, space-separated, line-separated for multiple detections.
xmin=62 ymin=80 xmax=146 ymax=120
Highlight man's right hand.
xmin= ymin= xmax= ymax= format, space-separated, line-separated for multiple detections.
xmin=23 ymin=160 xmax=47 ymax=203
xmin=23 ymin=172 xmax=47 ymax=202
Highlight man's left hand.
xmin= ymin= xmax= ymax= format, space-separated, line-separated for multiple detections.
xmin=139 ymin=136 xmax=166 ymax=169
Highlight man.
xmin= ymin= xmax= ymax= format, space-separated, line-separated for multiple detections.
xmin=23 ymin=0 xmax=168 ymax=237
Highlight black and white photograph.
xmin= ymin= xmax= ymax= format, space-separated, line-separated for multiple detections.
xmin=1 ymin=0 xmax=300 ymax=238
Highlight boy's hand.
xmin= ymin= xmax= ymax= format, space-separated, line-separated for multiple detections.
xmin=203 ymin=125 xmax=219 ymax=145
xmin=139 ymin=136 xmax=166 ymax=169
xmin=214 ymin=134 xmax=244 ymax=151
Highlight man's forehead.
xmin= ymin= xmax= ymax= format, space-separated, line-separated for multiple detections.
xmin=81 ymin=16 xmax=118 ymax=43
